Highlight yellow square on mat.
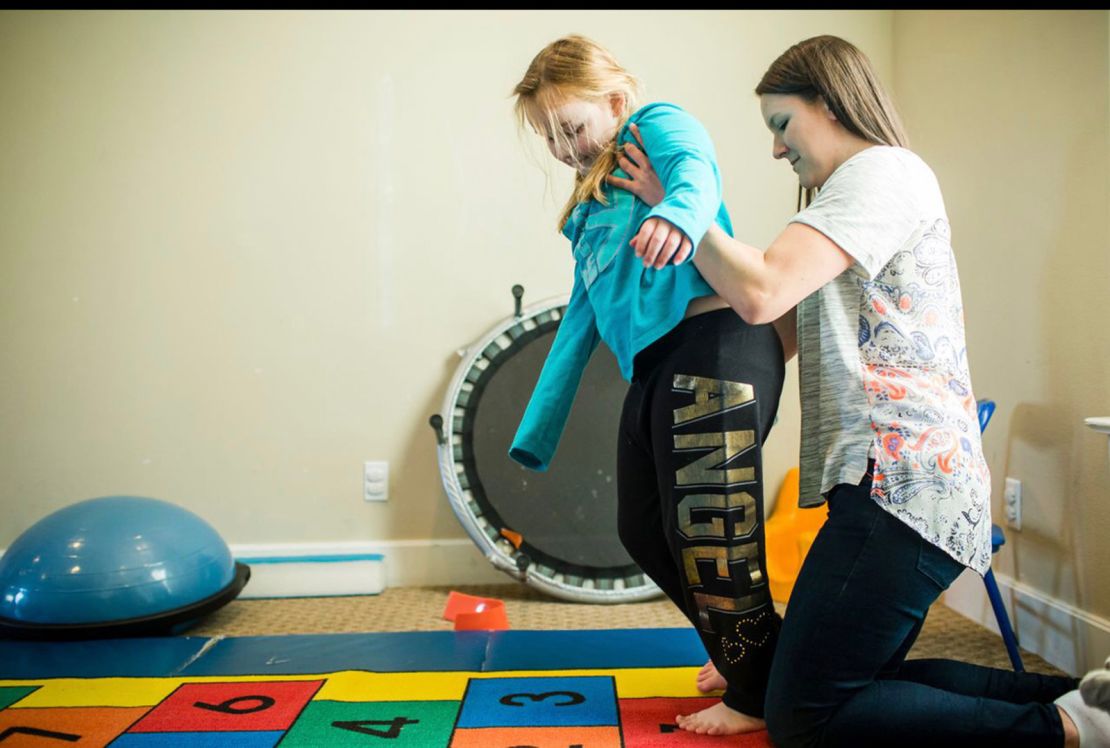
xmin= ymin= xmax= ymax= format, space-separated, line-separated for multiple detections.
xmin=2 ymin=679 xmax=181 ymax=708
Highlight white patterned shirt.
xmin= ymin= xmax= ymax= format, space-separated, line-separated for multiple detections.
xmin=791 ymin=146 xmax=992 ymax=574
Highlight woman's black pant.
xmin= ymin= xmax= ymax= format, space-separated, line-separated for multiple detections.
xmin=616 ymin=308 xmax=785 ymax=717
xmin=763 ymin=472 xmax=1078 ymax=747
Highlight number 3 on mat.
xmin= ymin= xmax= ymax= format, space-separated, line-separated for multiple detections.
xmin=499 ymin=691 xmax=585 ymax=708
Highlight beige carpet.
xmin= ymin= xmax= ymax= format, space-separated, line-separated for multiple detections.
xmin=187 ymin=583 xmax=1068 ymax=677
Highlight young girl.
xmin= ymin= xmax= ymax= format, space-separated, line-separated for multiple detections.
xmin=615 ymin=34 xmax=1103 ymax=745
xmin=508 ymin=34 xmax=789 ymax=735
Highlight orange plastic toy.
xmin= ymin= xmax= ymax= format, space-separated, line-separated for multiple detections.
xmin=764 ymin=467 xmax=828 ymax=604
xmin=442 ymin=590 xmax=510 ymax=631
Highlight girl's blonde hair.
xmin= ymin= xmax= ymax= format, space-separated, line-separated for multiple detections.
xmin=755 ymin=35 xmax=908 ymax=208
xmin=512 ymin=35 xmax=642 ymax=231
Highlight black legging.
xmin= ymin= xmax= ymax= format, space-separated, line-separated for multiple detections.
xmin=616 ymin=307 xmax=784 ymax=717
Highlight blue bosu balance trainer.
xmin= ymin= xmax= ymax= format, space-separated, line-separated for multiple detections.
xmin=0 ymin=496 xmax=249 ymax=639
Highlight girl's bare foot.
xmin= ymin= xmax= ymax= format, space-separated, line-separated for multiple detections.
xmin=675 ymin=701 xmax=765 ymax=735
xmin=695 ymin=659 xmax=727 ymax=693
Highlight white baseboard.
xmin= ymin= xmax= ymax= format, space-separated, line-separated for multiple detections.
xmin=945 ymin=568 xmax=1110 ymax=676
xmin=231 ymin=538 xmax=510 ymax=594
xmin=0 ymin=538 xmax=528 ymax=603
xmin=232 ymin=554 xmax=386 ymax=599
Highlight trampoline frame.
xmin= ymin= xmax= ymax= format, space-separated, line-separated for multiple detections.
xmin=433 ymin=293 xmax=662 ymax=604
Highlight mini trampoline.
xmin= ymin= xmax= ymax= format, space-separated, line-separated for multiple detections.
xmin=430 ymin=286 xmax=661 ymax=603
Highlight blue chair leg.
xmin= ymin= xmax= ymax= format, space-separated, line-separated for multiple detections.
xmin=983 ymin=567 xmax=1025 ymax=672
xmin=977 ymin=404 xmax=1024 ymax=672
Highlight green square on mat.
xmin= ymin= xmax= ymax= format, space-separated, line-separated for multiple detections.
xmin=0 ymin=686 xmax=38 ymax=711
xmin=279 ymin=700 xmax=460 ymax=746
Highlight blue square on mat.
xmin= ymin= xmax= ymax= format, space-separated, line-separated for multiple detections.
xmin=456 ymin=676 xmax=617 ymax=728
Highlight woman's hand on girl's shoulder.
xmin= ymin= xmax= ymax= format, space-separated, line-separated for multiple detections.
xmin=605 ymin=122 xmax=666 ymax=207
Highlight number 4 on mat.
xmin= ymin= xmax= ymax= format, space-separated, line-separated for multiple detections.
xmin=333 ymin=717 xmax=419 ymax=738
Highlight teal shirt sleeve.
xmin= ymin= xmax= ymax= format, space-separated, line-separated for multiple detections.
xmin=621 ymin=104 xmax=722 ymax=258
xmin=508 ymin=268 xmax=601 ymax=471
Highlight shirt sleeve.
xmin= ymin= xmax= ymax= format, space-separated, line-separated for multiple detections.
xmin=790 ymin=148 xmax=923 ymax=279
xmin=621 ymin=105 xmax=722 ymax=259
xmin=509 ymin=269 xmax=601 ymax=472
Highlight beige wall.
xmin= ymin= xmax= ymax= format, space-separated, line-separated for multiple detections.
xmin=893 ymin=10 xmax=1110 ymax=619
xmin=0 ymin=10 xmax=893 ymax=550
xmin=4 ymin=10 xmax=1104 ymax=626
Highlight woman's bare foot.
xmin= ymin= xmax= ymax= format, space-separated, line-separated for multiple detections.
xmin=696 ymin=659 xmax=728 ymax=693
xmin=675 ymin=701 xmax=765 ymax=735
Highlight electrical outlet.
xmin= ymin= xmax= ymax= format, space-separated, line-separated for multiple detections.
xmin=1003 ymin=477 xmax=1022 ymax=530
xmin=364 ymin=461 xmax=388 ymax=502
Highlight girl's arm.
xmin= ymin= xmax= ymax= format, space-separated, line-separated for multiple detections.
xmin=509 ymin=269 xmax=601 ymax=471
xmin=614 ymin=132 xmax=852 ymax=325
xmin=607 ymin=124 xmax=691 ymax=263
xmin=608 ymin=109 xmax=726 ymax=267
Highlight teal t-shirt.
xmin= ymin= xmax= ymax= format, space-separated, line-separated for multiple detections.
xmin=509 ymin=102 xmax=734 ymax=471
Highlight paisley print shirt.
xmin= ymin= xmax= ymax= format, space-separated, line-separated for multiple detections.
xmin=790 ymin=146 xmax=992 ymax=574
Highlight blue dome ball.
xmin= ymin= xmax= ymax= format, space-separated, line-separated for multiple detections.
xmin=0 ymin=496 xmax=238 ymax=626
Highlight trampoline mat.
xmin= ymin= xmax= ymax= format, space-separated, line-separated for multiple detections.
xmin=468 ymin=327 xmax=636 ymax=574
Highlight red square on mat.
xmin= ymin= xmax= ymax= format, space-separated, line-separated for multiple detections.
xmin=618 ymin=697 xmax=774 ymax=747
xmin=130 ymin=680 xmax=324 ymax=733
xmin=451 ymin=726 xmax=621 ymax=748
